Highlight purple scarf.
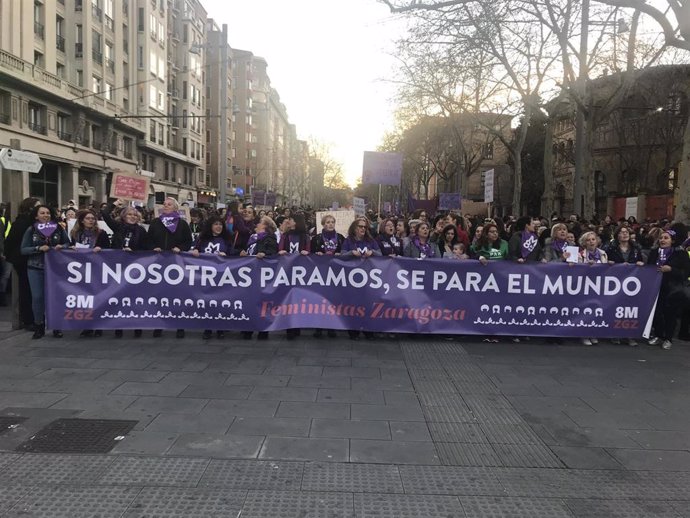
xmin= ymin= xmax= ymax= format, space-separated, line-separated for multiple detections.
xmin=246 ymin=232 xmax=267 ymax=256
xmin=79 ymin=229 xmax=97 ymax=247
xmin=34 ymin=221 xmax=58 ymax=239
xmin=551 ymin=239 xmax=568 ymax=253
xmin=413 ymin=237 xmax=435 ymax=258
xmin=521 ymin=231 xmax=538 ymax=258
xmin=656 ymin=247 xmax=672 ymax=267
xmin=160 ymin=213 xmax=180 ymax=233
xmin=587 ymin=248 xmax=602 ymax=262
xmin=322 ymin=230 xmax=338 ymax=254
xmin=286 ymin=233 xmax=304 ymax=254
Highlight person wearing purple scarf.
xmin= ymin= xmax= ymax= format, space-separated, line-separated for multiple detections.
xmin=647 ymin=228 xmax=690 ymax=350
xmin=508 ymin=216 xmax=544 ymax=263
xmin=543 ymin=223 xmax=575 ymax=262
xmin=403 ymin=222 xmax=440 ymax=259
xmin=311 ymin=214 xmax=344 ymax=256
xmin=20 ymin=205 xmax=70 ymax=339
xmin=341 ymin=217 xmax=382 ymax=258
xmin=240 ymin=216 xmax=278 ymax=340
xmin=577 ymin=231 xmax=608 ymax=264
xmin=377 ymin=218 xmax=404 ymax=257
xmin=148 ymin=197 xmax=193 ymax=339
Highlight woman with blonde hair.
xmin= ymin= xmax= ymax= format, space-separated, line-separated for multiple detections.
xmin=544 ymin=222 xmax=575 ymax=262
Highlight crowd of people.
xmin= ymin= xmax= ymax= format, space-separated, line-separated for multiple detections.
xmin=1 ymin=197 xmax=689 ymax=350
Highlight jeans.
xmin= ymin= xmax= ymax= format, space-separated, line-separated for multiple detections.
xmin=0 ymin=259 xmax=11 ymax=293
xmin=27 ymin=268 xmax=45 ymax=324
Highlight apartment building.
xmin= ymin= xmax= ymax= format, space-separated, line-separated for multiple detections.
xmin=0 ymin=0 xmax=143 ymax=210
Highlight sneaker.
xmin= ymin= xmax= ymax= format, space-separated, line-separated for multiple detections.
xmin=94 ymin=330 xmax=102 ymax=337
xmin=257 ymin=332 xmax=269 ymax=340
xmin=313 ymin=329 xmax=323 ymax=338
xmin=32 ymin=324 xmax=45 ymax=340
xmin=511 ymin=337 xmax=521 ymax=343
xmin=176 ymin=329 xmax=185 ymax=339
xmin=114 ymin=330 xmax=123 ymax=338
xmin=202 ymin=330 xmax=212 ymax=340
xmin=52 ymin=330 xmax=63 ymax=338
xmin=134 ymin=329 xmax=142 ymax=338
xmin=581 ymin=338 xmax=593 ymax=346
xmin=661 ymin=340 xmax=672 ymax=350
xmin=241 ymin=331 xmax=253 ymax=340
xmin=216 ymin=330 xmax=224 ymax=339
xmin=611 ymin=339 xmax=621 ymax=345
xmin=648 ymin=337 xmax=661 ymax=346
xmin=153 ymin=329 xmax=162 ymax=338
xmin=80 ymin=330 xmax=93 ymax=338
xmin=627 ymin=339 xmax=638 ymax=347
xmin=590 ymin=338 xmax=599 ymax=345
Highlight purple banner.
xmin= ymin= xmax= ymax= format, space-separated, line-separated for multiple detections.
xmin=439 ymin=193 xmax=461 ymax=211
xmin=46 ymin=250 xmax=660 ymax=337
xmin=362 ymin=151 xmax=403 ymax=186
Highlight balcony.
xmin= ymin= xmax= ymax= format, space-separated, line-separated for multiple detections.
xmin=75 ymin=43 xmax=83 ymax=58
xmin=105 ymin=58 xmax=115 ymax=73
xmin=57 ymin=130 xmax=72 ymax=142
xmin=28 ymin=122 xmax=47 ymax=135
xmin=105 ymin=14 xmax=114 ymax=30
xmin=124 ymin=148 xmax=133 ymax=159
xmin=92 ymin=50 xmax=103 ymax=64
xmin=56 ymin=35 xmax=65 ymax=52
xmin=34 ymin=22 xmax=44 ymax=40
xmin=0 ymin=113 xmax=9 ymax=124
xmin=92 ymin=4 xmax=102 ymax=21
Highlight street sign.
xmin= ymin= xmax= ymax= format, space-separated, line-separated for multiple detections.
xmin=0 ymin=148 xmax=42 ymax=173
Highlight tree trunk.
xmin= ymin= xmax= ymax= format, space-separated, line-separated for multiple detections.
xmin=675 ymin=111 xmax=690 ymax=222
xmin=541 ymin=117 xmax=555 ymax=216
xmin=512 ymin=153 xmax=522 ymax=216
xmin=582 ymin=113 xmax=596 ymax=219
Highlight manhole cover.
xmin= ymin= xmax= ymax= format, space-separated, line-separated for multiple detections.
xmin=0 ymin=416 xmax=28 ymax=435
xmin=15 ymin=418 xmax=137 ymax=454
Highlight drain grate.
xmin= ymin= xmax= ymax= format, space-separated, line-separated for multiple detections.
xmin=0 ymin=416 xmax=28 ymax=435
xmin=15 ymin=418 xmax=137 ymax=454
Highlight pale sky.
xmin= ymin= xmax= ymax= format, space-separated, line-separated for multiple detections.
xmin=203 ymin=0 xmax=407 ymax=187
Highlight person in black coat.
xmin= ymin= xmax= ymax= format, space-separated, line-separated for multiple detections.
xmin=148 ymin=197 xmax=193 ymax=339
xmin=4 ymin=197 xmax=41 ymax=330
xmin=605 ymin=225 xmax=644 ymax=265
xmin=508 ymin=216 xmax=544 ymax=262
xmin=647 ymin=228 xmax=690 ymax=350
xmin=101 ymin=202 xmax=151 ymax=252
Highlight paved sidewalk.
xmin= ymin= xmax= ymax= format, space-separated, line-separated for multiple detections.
xmin=0 ymin=322 xmax=688 ymax=516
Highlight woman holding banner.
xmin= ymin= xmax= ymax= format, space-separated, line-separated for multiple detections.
xmin=647 ymin=227 xmax=690 ymax=351
xmin=192 ymin=216 xmax=237 ymax=340
xmin=240 ymin=216 xmax=278 ymax=340
xmin=20 ymin=205 xmax=70 ymax=339
xmin=543 ymin=223 xmax=575 ymax=262
xmin=376 ymin=218 xmax=403 ymax=257
xmin=70 ymin=209 xmax=110 ymax=338
xmin=311 ymin=213 xmax=344 ymax=339
xmin=508 ymin=217 xmax=544 ymax=263
xmin=471 ymin=223 xmax=508 ymax=263
xmin=404 ymin=221 xmax=441 ymax=259
xmin=278 ymin=213 xmax=310 ymax=341
xmin=342 ymin=217 xmax=380 ymax=340
xmin=102 ymin=201 xmax=151 ymax=338
xmin=148 ymin=197 xmax=193 ymax=339
xmin=577 ymin=231 xmax=609 ymax=346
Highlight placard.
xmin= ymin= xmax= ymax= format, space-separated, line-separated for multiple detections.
xmin=315 ymin=209 xmax=355 ymax=236
xmin=109 ymin=172 xmax=151 ymax=202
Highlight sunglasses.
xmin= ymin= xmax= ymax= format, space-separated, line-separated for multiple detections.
xmin=357 ymin=225 xmax=367 ymax=229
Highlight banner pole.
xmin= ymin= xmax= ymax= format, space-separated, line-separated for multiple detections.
xmin=378 ymin=184 xmax=382 ymax=215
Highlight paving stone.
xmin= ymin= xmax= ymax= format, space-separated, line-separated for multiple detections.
xmin=146 ymin=360 xmax=209 ymax=372
xmin=498 ymin=468 xmax=596 ymax=498
xmin=469 ymin=406 xmax=527 ymax=425
xmin=249 ymin=386 xmax=318 ymax=402
xmin=632 ymin=471 xmax=690 ymax=500
xmin=265 ymin=365 xmax=326 ymax=377
xmin=383 ymin=391 xmax=420 ymax=406
xmin=311 ymin=418 xmax=390 ymax=440
xmin=74 ymin=410 xmax=155 ymax=431
xmin=317 ymin=388 xmax=384 ymax=405
xmin=229 ymin=416 xmax=310 ymax=437
xmin=354 ymin=493 xmax=464 ymax=518
xmin=179 ymin=384 xmax=252 ymax=400
xmin=145 ymin=412 xmax=233 ymax=434
xmin=35 ymin=367 xmax=107 ymax=381
xmin=389 ymin=421 xmax=432 ymax=441
xmin=350 ymin=377 xmax=413 ymax=391
xmin=459 ymin=496 xmax=574 ymax=517
xmin=50 ymin=394 xmax=138 ymax=413
xmin=413 ymin=380 xmax=459 ymax=393
xmin=199 ymin=459 xmax=304 ymax=490
xmin=122 ymin=487 xmax=246 ymax=518
xmin=422 ymin=403 xmax=475 ymax=423
xmin=399 ymin=465 xmax=506 ymax=496
xmin=90 ymin=358 xmax=153 ymax=370
xmin=110 ymin=431 xmax=178 ymax=455
xmin=277 ymin=402 xmax=350 ymax=419
xmin=564 ymin=498 xmax=681 ymax=518
xmin=351 ymin=404 xmax=424 ymax=421
xmin=97 ymin=369 xmax=168 ymax=383
xmin=605 ymin=448 xmax=690 ymax=471
xmin=350 ymin=439 xmax=440 ymax=465
xmin=98 ymin=456 xmax=209 ymax=486
xmin=0 ymin=485 xmax=31 ymax=514
xmin=159 ymin=371 xmax=231 ymax=387
xmin=166 ymin=433 xmax=263 ymax=459
xmin=417 ymin=393 xmax=467 ymax=407
xmin=241 ymin=490 xmax=354 ymax=518
xmin=203 ymin=399 xmax=279 ymax=417
xmin=302 ymin=462 xmax=403 ymax=493
xmin=351 ymin=359 xmax=406 ymax=369
xmin=322 ymin=366 xmax=381 ymax=378
xmin=125 ymin=396 xmax=208 ymax=415
xmin=0 ymin=391 xmax=68 ymax=409
xmin=550 ymin=446 xmax=623 ymax=469
xmin=564 ymin=408 xmax=655 ymax=430
xmin=296 ymin=356 xmax=352 ymax=367
xmin=435 ymin=442 xmax=502 ymax=467
xmin=10 ymin=486 xmax=141 ymax=518
xmin=288 ymin=375 xmax=351 ymax=389
xmin=112 ymin=381 xmax=188 ymax=397
xmin=493 ymin=443 xmax=564 ymax=468
xmin=29 ymin=358 xmax=98 ymax=369
xmin=259 ymin=437 xmax=349 ymax=462
xmin=480 ymin=423 xmax=545 ymax=445
xmin=0 ymin=453 xmax=114 ymax=484
xmin=226 ymin=374 xmax=290 ymax=387
xmin=428 ymin=422 xmax=487 ymax=443
xmin=0 ymin=453 xmax=21 ymax=470
xmin=625 ymin=429 xmax=690 ymax=450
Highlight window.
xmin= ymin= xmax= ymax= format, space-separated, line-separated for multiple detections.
xmin=28 ymin=103 xmax=45 ymax=134
xmin=34 ymin=51 xmax=44 ymax=68
xmin=56 ymin=63 xmax=65 ymax=78
xmin=149 ymin=85 xmax=157 ymax=107
xmin=137 ymin=7 xmax=144 ymax=31
xmin=123 ymin=136 xmax=133 ymax=158
xmin=92 ymin=75 xmax=102 ymax=94
xmin=91 ymin=124 xmax=102 ymax=149
xmin=481 ymin=142 xmax=494 ymax=160
xmin=57 ymin=113 xmax=71 ymax=141
xmin=150 ymin=14 xmax=157 ymax=39
xmin=158 ymin=122 xmax=164 ymax=145
xmin=137 ymin=45 xmax=144 ymax=69
xmin=105 ymin=82 xmax=114 ymax=100
xmin=77 ymin=69 xmax=83 ymax=86
xmin=150 ymin=120 xmax=156 ymax=142
xmin=149 ymin=50 xmax=157 ymax=75
xmin=56 ymin=16 xmax=65 ymax=51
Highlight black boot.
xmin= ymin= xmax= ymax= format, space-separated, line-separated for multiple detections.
xmin=32 ymin=323 xmax=45 ymax=340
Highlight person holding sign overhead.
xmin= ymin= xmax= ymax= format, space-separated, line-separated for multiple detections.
xmin=148 ymin=197 xmax=193 ymax=339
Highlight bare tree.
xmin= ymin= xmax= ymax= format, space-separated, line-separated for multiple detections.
xmin=308 ymin=138 xmax=349 ymax=191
